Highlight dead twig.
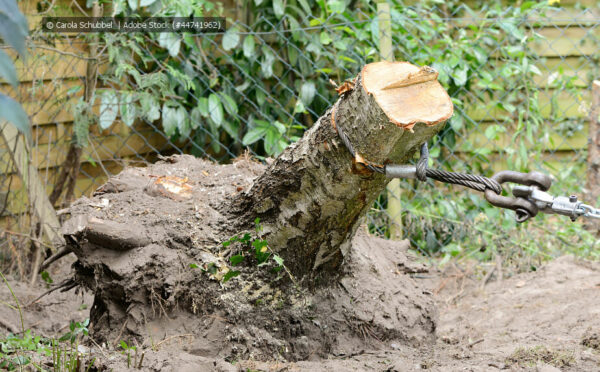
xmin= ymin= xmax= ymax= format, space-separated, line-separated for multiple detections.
xmin=468 ymin=338 xmax=484 ymax=348
xmin=112 ymin=319 xmax=129 ymax=347
xmin=480 ymin=265 xmax=496 ymax=291
xmin=39 ymin=246 xmax=72 ymax=272
xmin=153 ymin=333 xmax=194 ymax=351
xmin=26 ymin=278 xmax=77 ymax=308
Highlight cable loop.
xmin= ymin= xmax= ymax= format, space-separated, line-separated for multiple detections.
xmin=333 ymin=113 xmax=501 ymax=194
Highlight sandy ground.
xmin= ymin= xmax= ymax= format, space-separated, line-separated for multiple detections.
xmin=2 ymin=255 xmax=600 ymax=371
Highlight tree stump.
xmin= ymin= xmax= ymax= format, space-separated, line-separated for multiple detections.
xmin=62 ymin=61 xmax=453 ymax=361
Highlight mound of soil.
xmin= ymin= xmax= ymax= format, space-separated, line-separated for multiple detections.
xmin=3 ymin=250 xmax=600 ymax=370
xmin=61 ymin=155 xmax=437 ymax=362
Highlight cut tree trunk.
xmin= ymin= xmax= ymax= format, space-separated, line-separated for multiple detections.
xmin=232 ymin=62 xmax=452 ymax=277
xmin=61 ymin=61 xmax=452 ymax=361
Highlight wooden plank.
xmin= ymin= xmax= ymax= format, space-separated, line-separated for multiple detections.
xmin=459 ymin=0 xmax=597 ymax=8
xmin=1 ymin=79 xmax=83 ymax=103
xmin=451 ymin=150 xmax=586 ymax=174
xmin=530 ymin=27 xmax=600 ymax=57
xmin=0 ymin=214 xmax=32 ymax=231
xmin=533 ymin=56 xmax=594 ymax=88
xmin=22 ymin=96 xmax=82 ymax=126
xmin=0 ymin=122 xmax=168 ymax=171
xmin=466 ymin=89 xmax=590 ymax=121
xmin=458 ymin=121 xmax=589 ymax=153
xmin=4 ymin=43 xmax=89 ymax=83
xmin=0 ymin=121 xmax=64 ymax=247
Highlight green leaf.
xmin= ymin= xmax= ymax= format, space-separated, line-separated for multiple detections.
xmin=99 ymin=90 xmax=118 ymax=129
xmin=300 ymin=81 xmax=316 ymax=106
xmin=256 ymin=90 xmax=266 ymax=106
xmin=294 ymin=100 xmax=306 ymax=114
xmin=189 ymin=263 xmax=199 ymax=269
xmin=0 ymin=11 xmax=28 ymax=57
xmin=327 ymin=0 xmax=346 ymax=13
xmin=0 ymin=94 xmax=30 ymax=141
xmin=333 ymin=39 xmax=348 ymax=51
xmin=273 ymin=120 xmax=286 ymax=134
xmin=0 ymin=50 xmax=17 ymax=87
xmin=40 ymin=271 xmax=53 ymax=284
xmin=264 ymin=127 xmax=279 ymax=155
xmin=162 ymin=104 xmax=182 ymax=137
xmin=140 ymin=94 xmax=160 ymax=122
xmin=453 ymin=66 xmax=468 ymax=87
xmin=288 ymin=45 xmax=298 ymax=65
xmin=242 ymin=120 xmax=270 ymax=145
xmin=197 ymin=97 xmax=209 ymax=117
xmin=119 ymin=91 xmax=136 ymax=127
xmin=261 ymin=47 xmax=275 ymax=78
xmin=499 ymin=21 xmax=524 ymax=41
xmin=320 ymin=31 xmax=332 ymax=45
xmin=299 ymin=0 xmax=311 ymax=14
xmin=243 ymin=35 xmax=255 ymax=58
xmin=158 ymin=33 xmax=181 ymax=57
xmin=127 ymin=0 xmax=156 ymax=10
xmin=208 ymin=93 xmax=224 ymax=127
xmin=223 ymin=270 xmax=240 ymax=282
xmin=240 ymin=233 xmax=252 ymax=243
xmin=229 ymin=255 xmax=245 ymax=266
xmin=176 ymin=107 xmax=191 ymax=138
xmin=450 ymin=115 xmax=463 ymax=132
xmin=220 ymin=93 xmax=238 ymax=116
xmin=12 ymin=355 xmax=29 ymax=366
xmin=273 ymin=0 xmax=285 ymax=18
xmin=484 ymin=125 xmax=502 ymax=140
xmin=222 ymin=120 xmax=239 ymax=138
xmin=190 ymin=107 xmax=202 ymax=129
xmin=222 ymin=28 xmax=240 ymax=51
xmin=273 ymin=255 xmax=284 ymax=266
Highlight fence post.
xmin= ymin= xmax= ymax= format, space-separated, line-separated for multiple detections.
xmin=377 ymin=1 xmax=402 ymax=239
xmin=586 ymin=80 xmax=600 ymax=234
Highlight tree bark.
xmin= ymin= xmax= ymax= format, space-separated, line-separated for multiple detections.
xmin=232 ymin=62 xmax=451 ymax=277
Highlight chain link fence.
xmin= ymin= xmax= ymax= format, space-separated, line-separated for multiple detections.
xmin=2 ymin=0 xmax=599 ymax=276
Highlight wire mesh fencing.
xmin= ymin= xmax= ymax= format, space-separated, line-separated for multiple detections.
xmin=2 ymin=1 xmax=600 ymax=276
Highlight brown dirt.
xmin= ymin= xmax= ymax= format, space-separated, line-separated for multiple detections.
xmin=3 ymin=251 xmax=600 ymax=371
xmin=57 ymin=155 xmax=436 ymax=363
xmin=2 ymin=157 xmax=600 ymax=371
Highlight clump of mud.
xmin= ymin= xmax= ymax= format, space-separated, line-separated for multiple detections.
xmin=62 ymin=155 xmax=437 ymax=362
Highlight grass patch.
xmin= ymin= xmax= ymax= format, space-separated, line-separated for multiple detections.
xmin=506 ymin=345 xmax=575 ymax=368
xmin=0 ymin=269 xmax=96 ymax=371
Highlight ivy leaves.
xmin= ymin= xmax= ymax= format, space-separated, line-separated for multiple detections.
xmin=162 ymin=105 xmax=188 ymax=137
xmin=242 ymin=119 xmax=287 ymax=156
xmin=222 ymin=28 xmax=240 ymax=51
xmin=208 ymin=93 xmax=224 ymax=127
xmin=99 ymin=91 xmax=119 ymax=130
